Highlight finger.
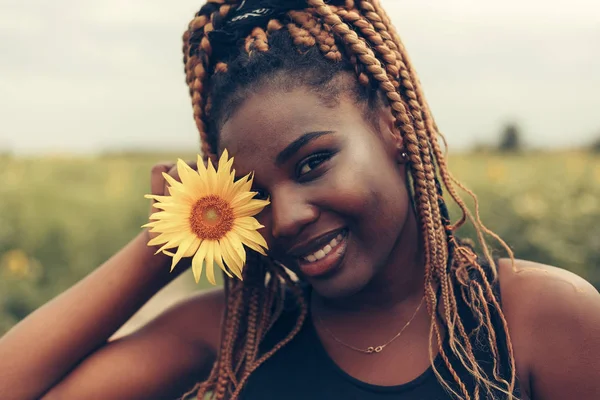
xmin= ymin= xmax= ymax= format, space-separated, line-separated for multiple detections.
xmin=151 ymin=163 xmax=175 ymax=196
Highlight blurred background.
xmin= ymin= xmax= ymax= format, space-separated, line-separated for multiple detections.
xmin=1 ymin=0 xmax=599 ymax=335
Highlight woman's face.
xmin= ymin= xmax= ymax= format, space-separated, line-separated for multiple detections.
xmin=219 ymin=85 xmax=414 ymax=299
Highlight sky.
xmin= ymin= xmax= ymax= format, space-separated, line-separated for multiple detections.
xmin=1 ymin=0 xmax=599 ymax=154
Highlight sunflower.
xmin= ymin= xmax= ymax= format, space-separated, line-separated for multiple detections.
xmin=143 ymin=150 xmax=269 ymax=284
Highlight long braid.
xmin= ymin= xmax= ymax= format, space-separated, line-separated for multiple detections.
xmin=289 ymin=11 xmax=342 ymax=62
xmin=365 ymin=0 xmax=482 ymax=244
xmin=332 ymin=8 xmax=400 ymax=84
xmin=320 ymin=2 xmax=467 ymax=392
xmin=360 ymin=1 xmax=518 ymax=397
xmin=184 ymin=2 xmax=233 ymax=160
xmin=182 ymin=1 xmax=518 ymax=399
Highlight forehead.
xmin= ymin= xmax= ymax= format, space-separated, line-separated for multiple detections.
xmin=218 ymin=87 xmax=362 ymax=171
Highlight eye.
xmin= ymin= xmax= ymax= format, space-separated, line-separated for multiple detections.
xmin=296 ymin=151 xmax=334 ymax=180
xmin=253 ymin=188 xmax=270 ymax=201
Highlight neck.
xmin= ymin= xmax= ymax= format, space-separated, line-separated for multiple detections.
xmin=313 ymin=209 xmax=426 ymax=315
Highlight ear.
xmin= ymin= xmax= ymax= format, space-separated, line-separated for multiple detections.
xmin=374 ymin=105 xmax=407 ymax=164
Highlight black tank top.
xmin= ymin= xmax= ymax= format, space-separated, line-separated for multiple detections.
xmin=240 ymin=278 xmax=520 ymax=399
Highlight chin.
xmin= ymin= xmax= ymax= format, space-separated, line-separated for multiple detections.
xmin=303 ymin=257 xmax=375 ymax=300
xmin=310 ymin=275 xmax=371 ymax=300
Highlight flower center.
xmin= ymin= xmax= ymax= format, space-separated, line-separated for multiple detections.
xmin=190 ymin=195 xmax=234 ymax=240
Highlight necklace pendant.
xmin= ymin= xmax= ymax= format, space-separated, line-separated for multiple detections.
xmin=374 ymin=346 xmax=384 ymax=353
xmin=366 ymin=347 xmax=375 ymax=354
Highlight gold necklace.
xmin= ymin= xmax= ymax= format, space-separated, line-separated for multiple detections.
xmin=314 ymin=297 xmax=425 ymax=354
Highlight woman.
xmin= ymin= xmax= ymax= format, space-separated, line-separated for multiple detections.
xmin=1 ymin=0 xmax=599 ymax=399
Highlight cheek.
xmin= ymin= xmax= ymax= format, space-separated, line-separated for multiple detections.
xmin=327 ymin=156 xmax=411 ymax=240
xmin=329 ymin=145 xmax=408 ymax=214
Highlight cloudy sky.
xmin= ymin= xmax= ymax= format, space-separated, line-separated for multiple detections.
xmin=1 ymin=0 xmax=599 ymax=154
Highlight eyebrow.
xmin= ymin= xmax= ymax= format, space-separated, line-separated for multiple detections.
xmin=275 ymin=131 xmax=334 ymax=166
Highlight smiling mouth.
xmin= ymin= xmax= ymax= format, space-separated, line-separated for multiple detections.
xmin=296 ymin=229 xmax=348 ymax=278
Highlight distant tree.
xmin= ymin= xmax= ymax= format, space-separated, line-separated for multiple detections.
xmin=498 ymin=122 xmax=523 ymax=152
xmin=590 ymin=134 xmax=600 ymax=153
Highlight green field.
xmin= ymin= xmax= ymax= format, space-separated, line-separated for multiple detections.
xmin=1 ymin=151 xmax=599 ymax=334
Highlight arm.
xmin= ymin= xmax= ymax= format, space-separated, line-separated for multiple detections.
xmin=0 ymin=232 xmax=210 ymax=400
xmin=499 ymin=260 xmax=600 ymax=400
xmin=42 ymin=286 xmax=224 ymax=400
xmin=0 ymin=162 xmax=222 ymax=400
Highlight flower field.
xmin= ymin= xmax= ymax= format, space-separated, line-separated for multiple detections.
xmin=1 ymin=151 xmax=598 ymax=334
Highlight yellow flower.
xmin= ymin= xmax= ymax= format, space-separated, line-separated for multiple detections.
xmin=143 ymin=150 xmax=269 ymax=284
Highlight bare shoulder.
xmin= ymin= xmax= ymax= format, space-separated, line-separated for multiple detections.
xmin=141 ymin=287 xmax=226 ymax=352
xmin=497 ymin=258 xmax=599 ymax=324
xmin=497 ymin=258 xmax=600 ymax=399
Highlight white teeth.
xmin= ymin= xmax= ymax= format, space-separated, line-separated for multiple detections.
xmin=302 ymin=231 xmax=346 ymax=263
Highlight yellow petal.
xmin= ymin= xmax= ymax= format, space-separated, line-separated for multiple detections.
xmin=142 ymin=221 xmax=160 ymax=229
xmin=144 ymin=194 xmax=171 ymax=203
xmin=205 ymin=240 xmax=216 ymax=285
xmin=218 ymin=149 xmax=230 ymax=169
xmin=148 ymin=211 xmax=188 ymax=221
xmin=230 ymin=191 xmax=257 ymax=209
xmin=191 ymin=240 xmax=208 ymax=283
xmin=234 ymin=216 xmax=264 ymax=231
xmin=220 ymin=237 xmax=244 ymax=278
xmin=170 ymin=235 xmax=196 ymax=272
xmin=232 ymin=172 xmax=253 ymax=194
xmin=233 ymin=199 xmax=270 ymax=218
xmin=182 ymin=237 xmax=201 ymax=258
xmin=233 ymin=226 xmax=268 ymax=256
xmin=217 ymin=154 xmax=234 ymax=195
xmin=151 ymin=202 xmax=190 ymax=212
xmin=147 ymin=216 xmax=188 ymax=225
xmin=147 ymin=232 xmax=183 ymax=247
xmin=176 ymin=159 xmax=194 ymax=185
xmin=177 ymin=159 xmax=204 ymax=196
xmin=213 ymin=241 xmax=233 ymax=279
xmin=146 ymin=226 xmax=189 ymax=235
xmin=217 ymin=149 xmax=234 ymax=180
xmin=218 ymin=170 xmax=234 ymax=202
xmin=225 ymin=231 xmax=247 ymax=266
xmin=154 ymin=237 xmax=183 ymax=255
xmin=161 ymin=172 xmax=184 ymax=191
xmin=243 ymin=239 xmax=267 ymax=256
xmin=204 ymin=158 xmax=217 ymax=193
xmin=148 ymin=224 xmax=189 ymax=234
xmin=196 ymin=154 xmax=209 ymax=189
xmin=228 ymin=170 xmax=245 ymax=202
xmin=162 ymin=173 xmax=195 ymax=202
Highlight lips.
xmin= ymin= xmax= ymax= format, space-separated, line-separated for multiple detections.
xmin=294 ymin=229 xmax=348 ymax=278
xmin=302 ymin=231 xmax=344 ymax=263
xmin=287 ymin=228 xmax=347 ymax=259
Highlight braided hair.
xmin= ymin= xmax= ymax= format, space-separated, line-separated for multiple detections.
xmin=181 ymin=1 xmax=518 ymax=399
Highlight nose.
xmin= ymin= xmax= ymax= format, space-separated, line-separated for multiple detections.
xmin=271 ymin=185 xmax=319 ymax=239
